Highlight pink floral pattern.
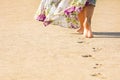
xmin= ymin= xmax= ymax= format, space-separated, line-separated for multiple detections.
xmin=35 ymin=0 xmax=88 ymax=29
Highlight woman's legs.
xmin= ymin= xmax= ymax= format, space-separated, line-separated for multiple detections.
xmin=77 ymin=8 xmax=85 ymax=34
xmin=78 ymin=5 xmax=95 ymax=38
xmin=84 ymin=5 xmax=94 ymax=38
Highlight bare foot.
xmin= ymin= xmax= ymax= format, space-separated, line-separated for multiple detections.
xmin=83 ymin=26 xmax=93 ymax=38
xmin=77 ymin=27 xmax=84 ymax=34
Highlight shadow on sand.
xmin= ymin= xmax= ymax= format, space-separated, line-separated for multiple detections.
xmin=71 ymin=32 xmax=120 ymax=38
xmin=93 ymin=32 xmax=120 ymax=38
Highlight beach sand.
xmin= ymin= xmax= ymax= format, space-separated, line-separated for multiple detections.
xmin=0 ymin=0 xmax=120 ymax=80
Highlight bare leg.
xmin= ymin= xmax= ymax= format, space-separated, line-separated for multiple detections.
xmin=77 ymin=8 xmax=85 ymax=34
xmin=84 ymin=5 xmax=94 ymax=38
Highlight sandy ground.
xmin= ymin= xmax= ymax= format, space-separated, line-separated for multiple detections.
xmin=0 ymin=0 xmax=120 ymax=80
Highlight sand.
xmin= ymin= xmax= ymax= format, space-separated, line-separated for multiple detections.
xmin=0 ymin=0 xmax=120 ymax=80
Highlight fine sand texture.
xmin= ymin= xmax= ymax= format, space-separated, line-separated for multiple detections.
xmin=0 ymin=0 xmax=120 ymax=80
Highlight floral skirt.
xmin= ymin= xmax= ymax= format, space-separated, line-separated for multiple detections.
xmin=35 ymin=0 xmax=95 ymax=29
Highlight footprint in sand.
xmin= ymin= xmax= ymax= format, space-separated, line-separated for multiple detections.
xmin=77 ymin=41 xmax=84 ymax=44
xmin=81 ymin=54 xmax=97 ymax=59
xmin=91 ymin=73 xmax=106 ymax=79
xmin=77 ymin=40 xmax=90 ymax=44
xmin=81 ymin=54 xmax=92 ymax=58
xmin=92 ymin=47 xmax=102 ymax=52
xmin=91 ymin=73 xmax=102 ymax=76
xmin=93 ymin=63 xmax=103 ymax=69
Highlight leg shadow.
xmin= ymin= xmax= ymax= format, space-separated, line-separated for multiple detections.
xmin=93 ymin=32 xmax=120 ymax=38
